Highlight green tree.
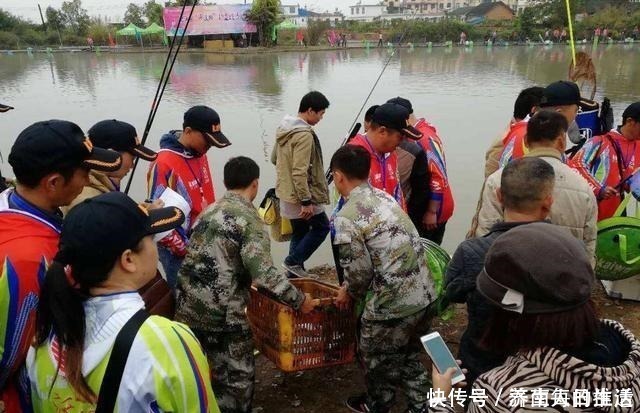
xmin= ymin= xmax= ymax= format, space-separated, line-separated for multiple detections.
xmin=60 ymin=0 xmax=90 ymax=35
xmin=515 ymin=6 xmax=536 ymax=39
xmin=124 ymin=3 xmax=146 ymax=27
xmin=245 ymin=0 xmax=282 ymax=47
xmin=45 ymin=6 xmax=64 ymax=30
xmin=144 ymin=0 xmax=164 ymax=26
xmin=0 ymin=8 xmax=19 ymax=31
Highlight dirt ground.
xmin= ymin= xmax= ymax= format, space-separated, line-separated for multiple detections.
xmin=251 ymin=266 xmax=640 ymax=413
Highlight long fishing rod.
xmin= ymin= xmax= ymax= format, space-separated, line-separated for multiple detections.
xmin=124 ymin=0 xmax=198 ymax=195
xmin=325 ymin=11 xmax=417 ymax=185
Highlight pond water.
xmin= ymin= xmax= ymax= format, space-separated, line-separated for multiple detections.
xmin=1 ymin=44 xmax=638 ymax=266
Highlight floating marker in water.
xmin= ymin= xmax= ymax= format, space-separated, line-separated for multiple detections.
xmin=427 ymin=41 xmax=432 ymax=48
xmin=46 ymin=47 xmax=52 ymax=54
xmin=27 ymin=47 xmax=33 ymax=55
xmin=96 ymin=46 xmax=101 ymax=54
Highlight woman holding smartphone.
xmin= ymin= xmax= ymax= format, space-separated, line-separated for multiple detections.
xmin=433 ymin=223 xmax=640 ymax=413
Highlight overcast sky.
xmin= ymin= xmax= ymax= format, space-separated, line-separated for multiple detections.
xmin=2 ymin=0 xmax=354 ymax=23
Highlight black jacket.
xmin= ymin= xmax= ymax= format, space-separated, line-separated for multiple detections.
xmin=445 ymin=221 xmax=544 ymax=387
xmin=397 ymin=140 xmax=430 ymax=228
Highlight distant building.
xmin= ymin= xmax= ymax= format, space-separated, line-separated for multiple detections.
xmin=383 ymin=0 xmax=473 ymax=14
xmin=305 ymin=9 xmax=345 ymax=27
xmin=347 ymin=2 xmax=385 ymax=22
xmin=281 ymin=4 xmax=308 ymax=27
xmin=465 ymin=1 xmax=515 ymax=23
xmin=469 ymin=0 xmax=535 ymax=14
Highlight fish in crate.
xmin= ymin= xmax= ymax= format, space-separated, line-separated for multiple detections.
xmin=247 ymin=278 xmax=357 ymax=372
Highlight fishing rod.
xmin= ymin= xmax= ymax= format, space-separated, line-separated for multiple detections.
xmin=124 ymin=0 xmax=198 ymax=195
xmin=325 ymin=11 xmax=417 ymax=186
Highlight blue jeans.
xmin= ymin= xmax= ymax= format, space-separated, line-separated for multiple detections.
xmin=158 ymin=246 xmax=184 ymax=290
xmin=285 ymin=212 xmax=330 ymax=267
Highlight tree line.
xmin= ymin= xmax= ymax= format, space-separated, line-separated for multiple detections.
xmin=0 ymin=0 xmax=164 ymax=50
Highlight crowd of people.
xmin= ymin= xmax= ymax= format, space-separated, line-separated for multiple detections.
xmin=0 ymin=83 xmax=640 ymax=413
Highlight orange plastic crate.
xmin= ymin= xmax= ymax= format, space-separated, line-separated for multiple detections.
xmin=247 ymin=278 xmax=356 ymax=372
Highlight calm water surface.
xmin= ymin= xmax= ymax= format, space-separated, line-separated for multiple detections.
xmin=1 ymin=44 xmax=638 ymax=266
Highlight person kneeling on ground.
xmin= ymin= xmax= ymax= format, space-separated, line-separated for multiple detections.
xmin=175 ymin=156 xmax=318 ymax=413
xmin=446 ymin=157 xmax=555 ymax=397
xmin=27 ymin=192 xmax=219 ymax=412
xmin=434 ymin=223 xmax=640 ymax=412
xmin=332 ymin=145 xmax=437 ymax=413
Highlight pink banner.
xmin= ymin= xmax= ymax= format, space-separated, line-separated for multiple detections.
xmin=163 ymin=5 xmax=257 ymax=36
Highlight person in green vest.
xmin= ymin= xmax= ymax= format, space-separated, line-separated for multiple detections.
xmin=27 ymin=192 xmax=220 ymax=412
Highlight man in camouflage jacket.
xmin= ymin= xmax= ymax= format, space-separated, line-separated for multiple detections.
xmin=331 ymin=143 xmax=437 ymax=413
xmin=176 ymin=157 xmax=317 ymax=413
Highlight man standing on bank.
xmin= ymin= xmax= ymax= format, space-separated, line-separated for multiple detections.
xmin=272 ymin=91 xmax=331 ymax=277
xmin=147 ymin=105 xmax=231 ymax=288
xmin=176 ymin=157 xmax=318 ymax=413
xmin=332 ymin=145 xmax=437 ymax=413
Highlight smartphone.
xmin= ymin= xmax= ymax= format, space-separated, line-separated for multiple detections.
xmin=420 ymin=332 xmax=466 ymax=385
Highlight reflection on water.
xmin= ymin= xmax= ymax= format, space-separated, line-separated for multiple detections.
xmin=1 ymin=45 xmax=638 ymax=265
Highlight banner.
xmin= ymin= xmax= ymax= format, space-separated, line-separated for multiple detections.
xmin=163 ymin=5 xmax=257 ymax=36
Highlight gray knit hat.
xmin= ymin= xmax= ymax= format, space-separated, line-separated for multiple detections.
xmin=477 ymin=223 xmax=594 ymax=314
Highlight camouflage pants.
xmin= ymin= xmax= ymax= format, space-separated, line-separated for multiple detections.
xmin=359 ymin=309 xmax=430 ymax=413
xmin=193 ymin=329 xmax=255 ymax=413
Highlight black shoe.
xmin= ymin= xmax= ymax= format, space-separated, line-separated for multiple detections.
xmin=346 ymin=394 xmax=370 ymax=413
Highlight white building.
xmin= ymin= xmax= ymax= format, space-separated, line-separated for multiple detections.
xmin=347 ymin=2 xmax=386 ymax=22
xmin=281 ymin=4 xmax=308 ymax=27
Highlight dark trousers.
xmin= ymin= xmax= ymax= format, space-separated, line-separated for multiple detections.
xmin=359 ymin=310 xmax=430 ymax=413
xmin=193 ymin=329 xmax=255 ymax=413
xmin=285 ymin=212 xmax=330 ymax=267
xmin=419 ymin=222 xmax=447 ymax=245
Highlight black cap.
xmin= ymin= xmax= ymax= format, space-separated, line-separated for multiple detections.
xmin=622 ymin=102 xmax=640 ymax=123
xmin=9 ymin=120 xmax=122 ymax=177
xmin=0 ymin=103 xmax=13 ymax=113
xmin=539 ymin=81 xmax=581 ymax=108
xmin=477 ymin=223 xmax=594 ymax=315
xmin=371 ymin=103 xmax=422 ymax=140
xmin=183 ymin=106 xmax=231 ymax=148
xmin=386 ymin=96 xmax=413 ymax=114
xmin=61 ymin=192 xmax=185 ymax=262
xmin=88 ymin=120 xmax=157 ymax=162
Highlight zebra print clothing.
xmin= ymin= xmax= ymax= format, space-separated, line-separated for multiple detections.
xmin=434 ymin=319 xmax=640 ymax=413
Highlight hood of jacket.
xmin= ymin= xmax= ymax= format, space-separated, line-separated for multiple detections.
xmin=159 ymin=131 xmax=195 ymax=158
xmin=275 ymin=115 xmax=313 ymax=146
xmin=80 ymin=292 xmax=145 ymax=375
xmin=88 ymin=171 xmax=117 ymax=194
xmin=524 ymin=319 xmax=640 ymax=413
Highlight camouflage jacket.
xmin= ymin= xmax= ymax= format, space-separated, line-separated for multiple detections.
xmin=333 ymin=183 xmax=436 ymax=321
xmin=175 ymin=191 xmax=305 ymax=332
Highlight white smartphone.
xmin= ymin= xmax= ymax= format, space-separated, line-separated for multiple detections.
xmin=420 ymin=332 xmax=466 ymax=385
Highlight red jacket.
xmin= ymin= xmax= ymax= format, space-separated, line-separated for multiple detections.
xmin=147 ymin=132 xmax=215 ymax=256
xmin=570 ymin=130 xmax=640 ymax=220
xmin=0 ymin=189 xmax=60 ymax=412
xmin=497 ymin=119 xmax=529 ymax=168
xmin=415 ymin=119 xmax=454 ymax=223
xmin=349 ymin=134 xmax=405 ymax=209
